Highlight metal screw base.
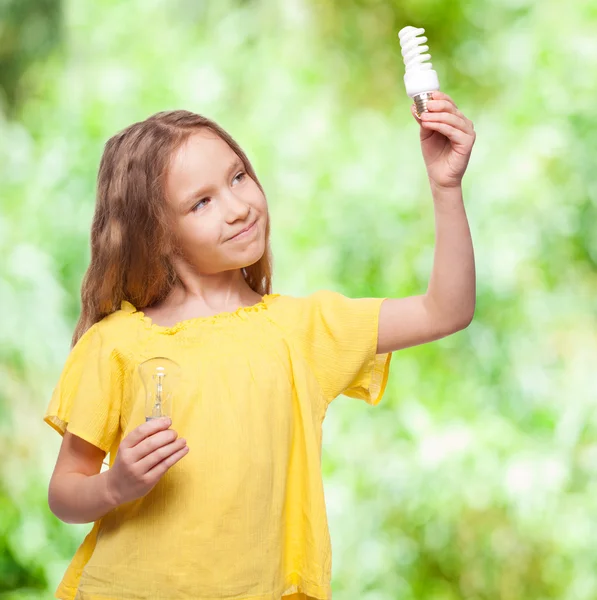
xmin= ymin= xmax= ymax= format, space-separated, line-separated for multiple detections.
xmin=414 ymin=92 xmax=435 ymax=118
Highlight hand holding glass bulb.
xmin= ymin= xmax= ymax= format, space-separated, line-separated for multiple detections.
xmin=104 ymin=357 xmax=186 ymax=506
xmin=105 ymin=417 xmax=189 ymax=506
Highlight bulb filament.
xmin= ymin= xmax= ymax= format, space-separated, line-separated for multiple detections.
xmin=152 ymin=371 xmax=165 ymax=418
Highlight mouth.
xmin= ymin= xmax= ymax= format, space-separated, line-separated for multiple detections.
xmin=228 ymin=219 xmax=258 ymax=241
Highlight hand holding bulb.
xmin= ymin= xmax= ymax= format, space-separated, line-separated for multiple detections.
xmin=106 ymin=417 xmax=189 ymax=506
xmin=399 ymin=25 xmax=476 ymax=190
xmin=105 ymin=357 xmax=187 ymax=506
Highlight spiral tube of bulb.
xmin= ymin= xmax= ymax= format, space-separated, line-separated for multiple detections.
xmin=399 ymin=27 xmax=433 ymax=73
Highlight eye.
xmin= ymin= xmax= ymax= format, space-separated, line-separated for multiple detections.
xmin=192 ymin=198 xmax=210 ymax=212
xmin=233 ymin=171 xmax=246 ymax=184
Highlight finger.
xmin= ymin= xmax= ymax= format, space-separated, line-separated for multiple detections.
xmin=429 ymin=93 xmax=475 ymax=129
xmin=146 ymin=442 xmax=190 ymax=479
xmin=123 ymin=416 xmax=172 ymax=449
xmin=420 ymin=120 xmax=470 ymax=146
xmin=427 ymin=99 xmax=472 ymax=128
xmin=138 ymin=436 xmax=188 ymax=474
xmin=132 ymin=428 xmax=179 ymax=461
xmin=421 ymin=110 xmax=473 ymax=134
xmin=426 ymin=99 xmax=459 ymax=116
xmin=430 ymin=90 xmax=458 ymax=109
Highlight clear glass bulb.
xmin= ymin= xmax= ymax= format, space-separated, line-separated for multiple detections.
xmin=398 ymin=25 xmax=441 ymax=117
xmin=138 ymin=357 xmax=181 ymax=422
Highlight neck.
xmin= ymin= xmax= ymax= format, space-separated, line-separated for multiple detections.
xmin=160 ymin=256 xmax=262 ymax=313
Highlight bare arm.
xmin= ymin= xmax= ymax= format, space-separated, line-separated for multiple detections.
xmin=48 ymin=418 xmax=188 ymax=525
xmin=48 ymin=431 xmax=119 ymax=524
xmin=377 ymin=89 xmax=476 ymax=355
xmin=377 ymin=184 xmax=475 ymax=354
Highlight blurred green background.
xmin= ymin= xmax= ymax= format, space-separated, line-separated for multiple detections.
xmin=1 ymin=0 xmax=596 ymax=598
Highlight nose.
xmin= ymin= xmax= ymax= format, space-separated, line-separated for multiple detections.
xmin=222 ymin=189 xmax=250 ymax=224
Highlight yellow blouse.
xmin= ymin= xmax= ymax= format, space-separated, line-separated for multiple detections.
xmin=44 ymin=290 xmax=392 ymax=600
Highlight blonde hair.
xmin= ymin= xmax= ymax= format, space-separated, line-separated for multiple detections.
xmin=71 ymin=110 xmax=272 ymax=347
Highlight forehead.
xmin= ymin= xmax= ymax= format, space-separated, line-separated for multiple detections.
xmin=166 ymin=129 xmax=239 ymax=196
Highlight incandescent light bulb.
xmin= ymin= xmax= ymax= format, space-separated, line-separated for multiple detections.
xmin=138 ymin=356 xmax=181 ymax=422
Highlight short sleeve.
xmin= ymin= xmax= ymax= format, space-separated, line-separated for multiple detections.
xmin=44 ymin=323 xmax=123 ymax=454
xmin=293 ymin=290 xmax=392 ymax=405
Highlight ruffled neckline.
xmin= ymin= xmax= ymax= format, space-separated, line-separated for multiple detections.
xmin=120 ymin=294 xmax=280 ymax=334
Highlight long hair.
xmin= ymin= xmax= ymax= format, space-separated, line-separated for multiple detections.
xmin=71 ymin=110 xmax=273 ymax=348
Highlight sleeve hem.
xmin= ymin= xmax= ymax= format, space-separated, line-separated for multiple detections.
xmin=342 ymin=295 xmax=393 ymax=405
xmin=43 ymin=415 xmax=111 ymax=454
xmin=343 ymin=350 xmax=392 ymax=405
xmin=44 ymin=415 xmax=66 ymax=437
xmin=367 ymin=351 xmax=392 ymax=405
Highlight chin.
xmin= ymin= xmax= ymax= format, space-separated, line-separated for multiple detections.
xmin=218 ymin=240 xmax=263 ymax=271
xmin=239 ymin=244 xmax=266 ymax=269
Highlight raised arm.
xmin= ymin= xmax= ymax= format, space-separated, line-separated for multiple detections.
xmin=377 ymin=92 xmax=476 ymax=354
xmin=377 ymin=185 xmax=475 ymax=353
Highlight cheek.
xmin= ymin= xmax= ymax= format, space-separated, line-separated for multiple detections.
xmin=179 ymin=219 xmax=218 ymax=252
xmin=248 ymin=183 xmax=267 ymax=212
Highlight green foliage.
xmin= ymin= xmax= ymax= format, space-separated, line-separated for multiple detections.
xmin=1 ymin=0 xmax=596 ymax=598
xmin=0 ymin=0 xmax=63 ymax=116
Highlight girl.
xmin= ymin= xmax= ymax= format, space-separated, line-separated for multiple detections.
xmin=45 ymin=91 xmax=476 ymax=600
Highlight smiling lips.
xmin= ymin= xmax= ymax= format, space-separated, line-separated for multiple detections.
xmin=228 ymin=219 xmax=257 ymax=241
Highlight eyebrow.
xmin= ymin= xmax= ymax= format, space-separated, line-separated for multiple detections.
xmin=181 ymin=158 xmax=244 ymax=210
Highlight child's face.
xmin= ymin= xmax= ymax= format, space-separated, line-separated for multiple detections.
xmin=165 ymin=129 xmax=268 ymax=275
